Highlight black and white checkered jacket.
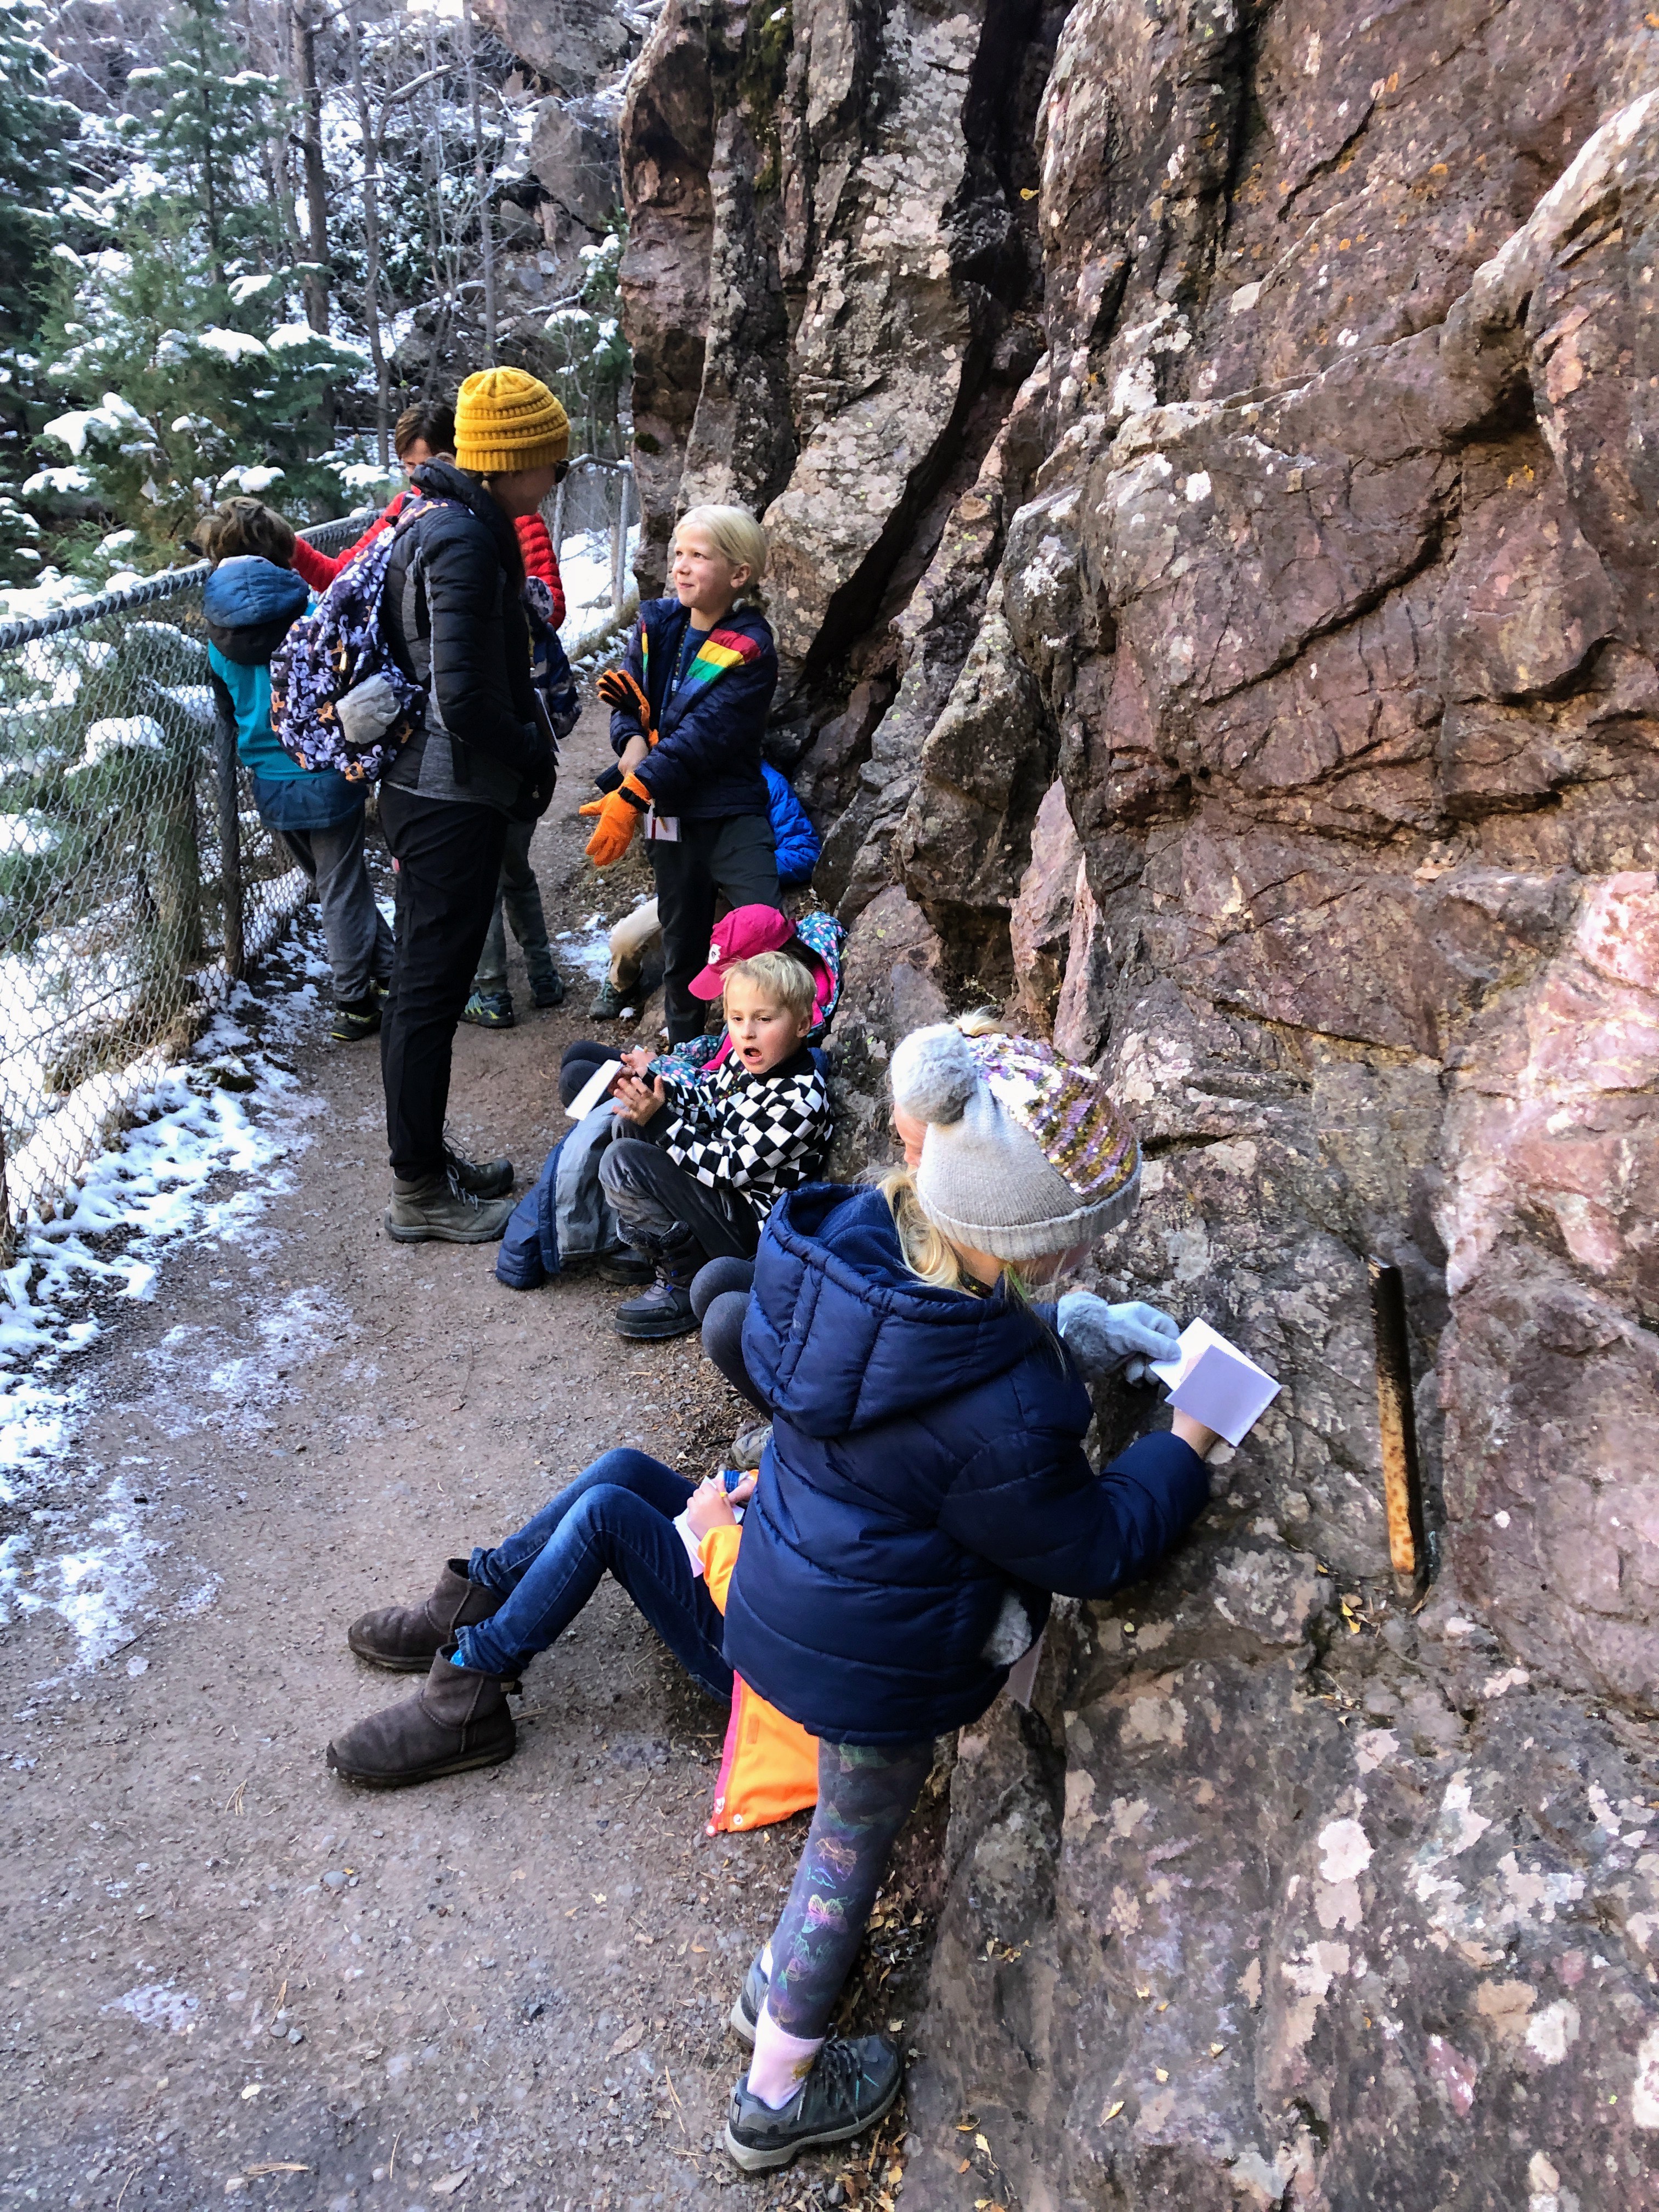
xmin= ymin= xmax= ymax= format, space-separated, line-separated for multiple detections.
xmin=657 ymin=1047 xmax=832 ymax=1226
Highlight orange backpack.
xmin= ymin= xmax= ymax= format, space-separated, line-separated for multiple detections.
xmin=700 ymin=1525 xmax=820 ymax=1833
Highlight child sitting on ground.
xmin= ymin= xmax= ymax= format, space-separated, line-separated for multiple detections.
xmin=325 ymin=1452 xmax=759 ymax=1790
xmin=596 ymin=947 xmax=832 ymax=1340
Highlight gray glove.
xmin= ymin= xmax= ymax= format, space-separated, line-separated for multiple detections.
xmin=1056 ymin=1293 xmax=1182 ymax=1386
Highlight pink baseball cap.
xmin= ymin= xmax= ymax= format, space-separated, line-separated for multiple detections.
xmin=687 ymin=905 xmax=797 ymax=998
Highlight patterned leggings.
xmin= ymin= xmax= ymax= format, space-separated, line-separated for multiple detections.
xmin=764 ymin=1737 xmax=934 ymax=2041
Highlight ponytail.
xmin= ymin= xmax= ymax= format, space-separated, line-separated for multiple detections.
xmin=873 ymin=1166 xmax=1032 ymax=1305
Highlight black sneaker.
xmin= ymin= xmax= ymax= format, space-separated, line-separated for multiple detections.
xmin=613 ymin=1275 xmax=698 ymax=1341
xmin=331 ymin=996 xmax=381 ymax=1043
xmin=589 ymin=977 xmax=629 ymax=1021
xmin=461 ymin=990 xmax=516 ymax=1029
xmin=529 ymin=969 xmax=567 ymax=1008
xmin=444 ymin=1143 xmax=514 ymax=1201
xmin=724 ymin=2035 xmax=902 ymax=2173
xmin=728 ymin=1951 xmax=768 ymax=2046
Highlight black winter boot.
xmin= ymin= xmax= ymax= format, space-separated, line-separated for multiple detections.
xmin=613 ymin=1223 xmax=702 ymax=1341
xmin=347 ymin=1559 xmax=505 ymax=1672
xmin=326 ymin=1646 xmax=517 ymax=1787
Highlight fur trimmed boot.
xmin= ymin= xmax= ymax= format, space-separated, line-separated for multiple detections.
xmin=326 ymin=1647 xmax=517 ymax=1788
xmin=347 ymin=1559 xmax=505 ymax=1673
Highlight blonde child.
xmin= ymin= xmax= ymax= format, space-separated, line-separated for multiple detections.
xmin=595 ymin=947 xmax=832 ymax=1338
xmin=583 ymin=506 xmax=780 ymax=1043
xmin=715 ymin=1024 xmax=1223 ymax=2171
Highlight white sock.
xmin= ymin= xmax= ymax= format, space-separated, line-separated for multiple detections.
xmin=760 ymin=1942 xmax=773 ymax=1978
xmin=745 ymin=2000 xmax=822 ymax=2111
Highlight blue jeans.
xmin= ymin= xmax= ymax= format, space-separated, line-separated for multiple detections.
xmin=455 ymin=1449 xmax=732 ymax=1697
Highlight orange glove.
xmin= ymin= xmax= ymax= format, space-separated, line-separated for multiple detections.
xmin=596 ymin=667 xmax=657 ymax=742
xmin=583 ymin=772 xmax=652 ymax=867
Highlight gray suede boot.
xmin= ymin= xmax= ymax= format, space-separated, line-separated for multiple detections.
xmin=385 ymin=1167 xmax=514 ymax=1244
xmin=347 ymin=1559 xmax=505 ymax=1672
xmin=326 ymin=1647 xmax=517 ymax=1788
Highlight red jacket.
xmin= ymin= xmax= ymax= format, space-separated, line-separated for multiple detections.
xmin=292 ymin=496 xmax=565 ymax=630
xmin=289 ymin=490 xmax=413 ymax=594
xmin=514 ymin=512 xmax=565 ymax=628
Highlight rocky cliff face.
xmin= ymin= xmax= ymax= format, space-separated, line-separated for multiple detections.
xmin=601 ymin=1 xmax=1659 ymax=2200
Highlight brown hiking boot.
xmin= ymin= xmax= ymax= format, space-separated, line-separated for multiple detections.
xmin=326 ymin=1647 xmax=517 ymax=1788
xmin=347 ymin=1559 xmax=505 ymax=1673
xmin=384 ymin=1167 xmax=514 ymax=1244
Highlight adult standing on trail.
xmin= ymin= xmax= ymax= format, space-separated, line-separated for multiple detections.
xmin=377 ymin=367 xmax=565 ymax=1244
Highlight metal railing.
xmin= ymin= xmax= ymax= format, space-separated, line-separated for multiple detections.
xmin=547 ymin=455 xmax=635 ymax=618
xmin=0 ymin=514 xmax=368 ymax=1248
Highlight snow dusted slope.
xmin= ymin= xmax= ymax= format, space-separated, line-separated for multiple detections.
xmin=0 ymin=930 xmax=331 ymax=1667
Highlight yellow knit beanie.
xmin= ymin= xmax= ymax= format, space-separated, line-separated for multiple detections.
xmin=454 ymin=368 xmax=570 ymax=473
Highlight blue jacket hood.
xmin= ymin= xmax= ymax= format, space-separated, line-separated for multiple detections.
xmin=746 ymin=1183 xmax=1049 ymax=1438
xmin=203 ymin=555 xmax=308 ymax=632
xmin=725 ymin=1178 xmax=1211 ymax=1746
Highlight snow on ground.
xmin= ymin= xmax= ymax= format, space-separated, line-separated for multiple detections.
xmin=0 ymin=927 xmax=330 ymax=1668
xmin=558 ymin=523 xmax=640 ymax=660
xmin=554 ymin=907 xmax=617 ymax=980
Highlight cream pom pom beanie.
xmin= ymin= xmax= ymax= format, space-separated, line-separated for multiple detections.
xmin=889 ymin=1025 xmax=1141 ymax=1262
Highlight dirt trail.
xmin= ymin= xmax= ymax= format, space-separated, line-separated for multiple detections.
xmin=0 ymin=706 xmax=932 ymax=2212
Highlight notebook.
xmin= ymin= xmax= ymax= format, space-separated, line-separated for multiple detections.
xmin=564 ymin=1058 xmax=624 ymax=1121
xmin=1148 ymin=1318 xmax=1280 ymax=1448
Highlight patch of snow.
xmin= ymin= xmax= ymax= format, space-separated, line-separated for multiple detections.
xmin=557 ymin=524 xmax=640 ymax=660
xmin=196 ymin=328 xmax=267 ymax=362
xmin=216 ymin=464 xmax=285 ymax=495
xmin=555 ymin=909 xmax=618 ymax=980
xmin=71 ymin=716 xmax=166 ymax=769
xmin=0 ymin=930 xmax=327 ymax=1667
xmin=0 ymin=814 xmax=58 ymax=858
xmin=106 ymin=1983 xmax=199 ymax=2033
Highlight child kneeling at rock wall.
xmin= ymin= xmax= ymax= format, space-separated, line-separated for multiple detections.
xmin=711 ymin=1024 xmax=1233 ymax=2174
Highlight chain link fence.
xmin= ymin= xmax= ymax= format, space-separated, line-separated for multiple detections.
xmin=0 ymin=515 xmax=367 ymax=1251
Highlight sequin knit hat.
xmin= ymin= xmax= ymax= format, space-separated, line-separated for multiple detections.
xmin=889 ymin=1024 xmax=1141 ymax=1262
xmin=454 ymin=367 xmax=570 ymax=473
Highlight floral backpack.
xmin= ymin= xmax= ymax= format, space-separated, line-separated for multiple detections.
xmin=270 ymin=500 xmax=456 ymax=783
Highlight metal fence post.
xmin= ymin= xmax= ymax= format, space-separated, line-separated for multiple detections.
xmin=216 ymin=708 xmax=245 ymax=981
xmin=611 ymin=465 xmax=632 ymax=616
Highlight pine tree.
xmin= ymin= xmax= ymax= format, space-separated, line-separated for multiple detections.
xmin=24 ymin=0 xmax=369 ymax=574
xmin=0 ymin=0 xmax=81 ymax=586
xmin=0 ymin=0 xmax=77 ymax=340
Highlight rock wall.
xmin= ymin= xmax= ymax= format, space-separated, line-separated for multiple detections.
xmin=600 ymin=0 xmax=1659 ymax=2200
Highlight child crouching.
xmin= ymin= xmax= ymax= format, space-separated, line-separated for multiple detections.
xmin=597 ymin=948 xmax=832 ymax=1340
xmin=713 ymin=1024 xmax=1224 ymax=2172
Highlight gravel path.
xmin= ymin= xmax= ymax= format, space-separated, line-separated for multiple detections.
xmin=1 ymin=704 xmax=938 ymax=2212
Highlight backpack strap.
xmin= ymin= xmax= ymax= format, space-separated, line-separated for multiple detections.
xmin=386 ymin=496 xmax=475 ymax=786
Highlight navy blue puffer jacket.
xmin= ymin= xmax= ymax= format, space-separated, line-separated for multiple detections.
xmin=609 ymin=595 xmax=776 ymax=820
xmin=723 ymin=1183 xmax=1210 ymax=1746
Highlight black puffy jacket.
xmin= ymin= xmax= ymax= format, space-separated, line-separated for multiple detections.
xmin=383 ymin=460 xmax=549 ymax=791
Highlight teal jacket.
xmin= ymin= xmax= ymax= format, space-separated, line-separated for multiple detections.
xmin=204 ymin=556 xmax=359 ymax=828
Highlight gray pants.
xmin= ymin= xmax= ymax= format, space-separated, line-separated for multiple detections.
xmin=279 ymin=812 xmax=394 ymax=1006
xmin=473 ymin=817 xmax=555 ymax=993
xmin=599 ymin=1136 xmax=759 ymax=1268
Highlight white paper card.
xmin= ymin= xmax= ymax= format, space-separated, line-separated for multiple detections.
xmin=564 ymin=1058 xmax=624 ymax=1122
xmin=1148 ymin=1317 xmax=1280 ymax=1447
